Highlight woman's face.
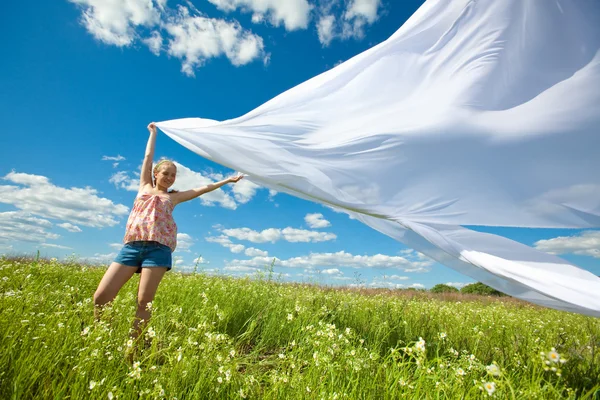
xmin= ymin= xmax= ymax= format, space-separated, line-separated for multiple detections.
xmin=155 ymin=164 xmax=177 ymax=188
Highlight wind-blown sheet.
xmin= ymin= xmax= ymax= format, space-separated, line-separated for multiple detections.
xmin=157 ymin=0 xmax=600 ymax=316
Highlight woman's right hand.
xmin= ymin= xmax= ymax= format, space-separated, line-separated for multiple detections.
xmin=147 ymin=122 xmax=157 ymax=134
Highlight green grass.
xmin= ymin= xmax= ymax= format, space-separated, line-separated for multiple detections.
xmin=1 ymin=256 xmax=599 ymax=399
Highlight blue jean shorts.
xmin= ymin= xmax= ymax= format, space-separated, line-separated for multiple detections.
xmin=114 ymin=241 xmax=172 ymax=273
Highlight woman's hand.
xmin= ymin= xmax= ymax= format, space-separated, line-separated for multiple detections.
xmin=228 ymin=175 xmax=244 ymax=183
xmin=147 ymin=122 xmax=157 ymax=135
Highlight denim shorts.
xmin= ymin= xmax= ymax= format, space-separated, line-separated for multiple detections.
xmin=114 ymin=241 xmax=172 ymax=273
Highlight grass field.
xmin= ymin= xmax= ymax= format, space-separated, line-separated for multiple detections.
xmin=1 ymin=256 xmax=599 ymax=399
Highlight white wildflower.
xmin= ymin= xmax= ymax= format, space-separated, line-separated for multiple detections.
xmin=547 ymin=348 xmax=561 ymax=363
xmin=415 ymin=337 xmax=426 ymax=352
xmin=146 ymin=326 xmax=156 ymax=338
xmin=483 ymin=382 xmax=496 ymax=396
xmin=486 ymin=363 xmax=501 ymax=377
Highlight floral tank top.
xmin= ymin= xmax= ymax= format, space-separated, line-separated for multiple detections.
xmin=123 ymin=192 xmax=177 ymax=252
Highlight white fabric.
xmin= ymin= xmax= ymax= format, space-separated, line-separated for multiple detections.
xmin=157 ymin=0 xmax=600 ymax=316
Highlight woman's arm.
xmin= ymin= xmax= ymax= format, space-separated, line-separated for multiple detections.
xmin=140 ymin=123 xmax=157 ymax=189
xmin=172 ymin=175 xmax=244 ymax=205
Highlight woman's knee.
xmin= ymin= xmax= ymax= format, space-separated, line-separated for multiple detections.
xmin=94 ymin=288 xmax=115 ymax=307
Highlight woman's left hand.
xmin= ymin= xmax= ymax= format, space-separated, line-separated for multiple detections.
xmin=228 ymin=175 xmax=244 ymax=183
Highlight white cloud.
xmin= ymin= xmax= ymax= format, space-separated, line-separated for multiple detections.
xmin=386 ymin=275 xmax=410 ymax=281
xmin=345 ymin=0 xmax=380 ymax=24
xmin=176 ymin=233 xmax=194 ymax=252
xmin=4 ymin=173 xmax=50 ymax=186
xmin=221 ymin=226 xmax=336 ymax=243
xmin=534 ymin=231 xmax=600 ymax=259
xmin=231 ymin=179 xmax=261 ymax=204
xmin=206 ymin=234 xmax=246 ymax=253
xmin=109 ymin=171 xmax=139 ymax=192
xmin=206 ymin=234 xmax=233 ymax=246
xmin=223 ymin=266 xmax=259 ymax=273
xmin=222 ymin=227 xmax=282 ymax=243
xmin=207 ymin=0 xmax=312 ymax=31
xmin=281 ymin=227 xmax=336 ymax=242
xmin=85 ymin=252 xmax=118 ymax=265
xmin=304 ymin=213 xmax=331 ymax=228
xmin=102 ymin=155 xmax=125 ymax=161
xmin=109 ymin=242 xmax=124 ymax=250
xmin=41 ymin=243 xmax=73 ymax=250
xmin=342 ymin=0 xmax=381 ymax=40
xmin=315 ymin=0 xmax=382 ymax=46
xmin=229 ymin=244 xmax=246 ymax=253
xmin=445 ymin=282 xmax=470 ymax=289
xmin=322 ymin=268 xmax=342 ymax=276
xmin=402 ymin=267 xmax=431 ymax=273
xmin=228 ymin=250 xmax=433 ymax=271
xmin=69 ymin=1 xmax=266 ymax=75
xmin=58 ymin=223 xmax=82 ymax=233
xmin=1 ymin=172 xmax=129 ymax=228
xmin=68 ymin=0 xmax=162 ymax=47
xmin=143 ymin=30 xmax=162 ymax=55
xmin=165 ymin=6 xmax=266 ymax=76
xmin=245 ymin=247 xmax=268 ymax=257
xmin=367 ymin=279 xmax=424 ymax=289
xmin=207 ymin=172 xmax=224 ymax=181
xmin=0 ymin=211 xmax=59 ymax=244
xmin=317 ymin=14 xmax=335 ymax=46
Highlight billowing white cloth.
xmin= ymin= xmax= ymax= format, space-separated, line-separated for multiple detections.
xmin=157 ymin=0 xmax=600 ymax=316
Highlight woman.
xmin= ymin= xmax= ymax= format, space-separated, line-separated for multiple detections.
xmin=93 ymin=122 xmax=243 ymax=348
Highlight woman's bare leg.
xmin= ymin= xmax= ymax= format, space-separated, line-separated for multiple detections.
xmin=131 ymin=267 xmax=167 ymax=342
xmin=93 ymin=262 xmax=137 ymax=320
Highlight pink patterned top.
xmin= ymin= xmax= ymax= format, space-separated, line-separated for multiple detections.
xmin=123 ymin=192 xmax=177 ymax=252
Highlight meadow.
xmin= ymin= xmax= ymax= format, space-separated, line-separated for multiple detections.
xmin=1 ymin=256 xmax=599 ymax=399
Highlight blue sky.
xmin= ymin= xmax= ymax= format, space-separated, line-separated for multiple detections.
xmin=1 ymin=0 xmax=598 ymax=289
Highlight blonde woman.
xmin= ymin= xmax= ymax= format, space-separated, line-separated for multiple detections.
xmin=93 ymin=122 xmax=242 ymax=348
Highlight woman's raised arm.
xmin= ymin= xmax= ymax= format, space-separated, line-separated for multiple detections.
xmin=140 ymin=122 xmax=157 ymax=189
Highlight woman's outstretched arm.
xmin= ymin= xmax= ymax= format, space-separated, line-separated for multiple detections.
xmin=140 ymin=122 xmax=157 ymax=189
xmin=172 ymin=175 xmax=244 ymax=205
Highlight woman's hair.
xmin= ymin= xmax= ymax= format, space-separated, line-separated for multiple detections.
xmin=153 ymin=159 xmax=179 ymax=193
